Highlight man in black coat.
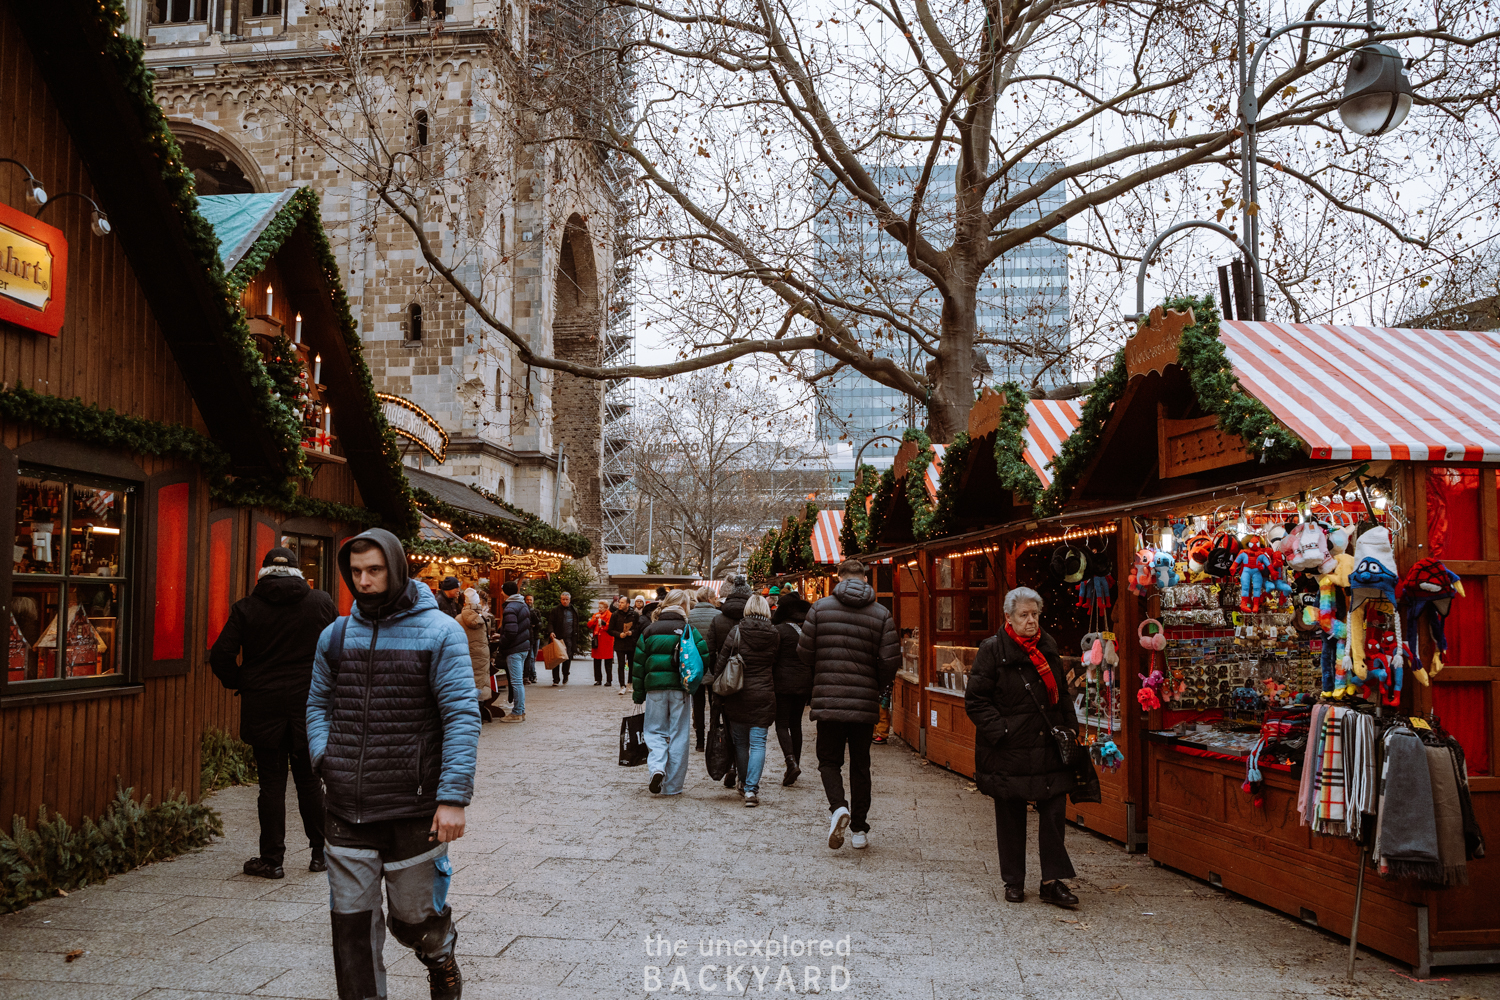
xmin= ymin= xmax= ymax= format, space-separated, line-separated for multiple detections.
xmin=545 ymin=591 xmax=579 ymax=685
xmin=797 ymin=560 xmax=900 ymax=851
xmin=524 ymin=594 xmax=541 ymax=684
xmin=496 ymin=581 xmax=531 ymax=722
xmin=210 ymin=547 xmax=338 ymax=878
xmin=436 ymin=576 xmax=463 ymax=617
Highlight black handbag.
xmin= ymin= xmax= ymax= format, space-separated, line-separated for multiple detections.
xmin=705 ymin=715 xmax=733 ymax=780
xmin=618 ymin=710 xmax=648 ymax=767
xmin=1022 ymin=675 xmax=1080 ymax=768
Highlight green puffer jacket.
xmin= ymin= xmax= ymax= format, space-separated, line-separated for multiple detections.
xmin=631 ymin=611 xmax=708 ymax=703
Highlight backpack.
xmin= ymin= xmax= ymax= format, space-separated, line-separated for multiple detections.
xmin=1205 ymin=532 xmax=1240 ymax=577
xmin=675 ymin=623 xmax=706 ymax=690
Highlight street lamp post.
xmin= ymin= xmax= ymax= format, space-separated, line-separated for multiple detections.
xmin=1128 ymin=1 xmax=1414 ymax=325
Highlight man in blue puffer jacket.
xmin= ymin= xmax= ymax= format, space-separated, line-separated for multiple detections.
xmin=308 ymin=528 xmax=479 ymax=1000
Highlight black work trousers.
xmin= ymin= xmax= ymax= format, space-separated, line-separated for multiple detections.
xmin=774 ymin=693 xmax=808 ymax=763
xmin=692 ymin=685 xmax=706 ymax=744
xmin=993 ymin=794 xmax=1076 ymax=888
xmin=252 ymin=727 xmax=325 ymax=866
xmin=816 ymin=720 xmax=874 ymax=833
xmin=615 ymin=646 xmax=633 ymax=687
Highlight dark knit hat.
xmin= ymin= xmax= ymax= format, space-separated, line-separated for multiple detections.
xmin=440 ymin=576 xmax=460 ymax=591
xmin=263 ymin=546 xmax=296 ymax=568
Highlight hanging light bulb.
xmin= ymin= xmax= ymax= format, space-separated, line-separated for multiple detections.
xmin=1236 ymin=516 xmax=1249 ymax=538
xmin=1159 ymin=525 xmax=1174 ymax=552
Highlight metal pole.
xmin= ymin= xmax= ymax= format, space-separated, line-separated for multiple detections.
xmin=1347 ymin=846 xmax=1370 ymax=979
xmin=646 ymin=498 xmax=654 ymax=557
xmin=1124 ymin=220 xmax=1261 ymax=326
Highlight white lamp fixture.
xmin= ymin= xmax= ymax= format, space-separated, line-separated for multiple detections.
xmin=1159 ymin=526 xmax=1174 ymax=552
xmin=1339 ymin=44 xmax=1414 ymax=136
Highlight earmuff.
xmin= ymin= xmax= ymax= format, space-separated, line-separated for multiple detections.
xmin=1137 ymin=618 xmax=1167 ymax=651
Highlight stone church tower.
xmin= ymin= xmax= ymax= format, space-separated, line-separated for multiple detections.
xmin=130 ymin=0 xmax=627 ymax=565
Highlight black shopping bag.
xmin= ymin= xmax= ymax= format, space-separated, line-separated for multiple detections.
xmin=619 ymin=711 xmax=649 ymax=767
xmin=705 ymin=717 xmax=732 ymax=781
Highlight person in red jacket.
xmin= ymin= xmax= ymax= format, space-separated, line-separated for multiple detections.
xmin=589 ymin=600 xmax=617 ymax=685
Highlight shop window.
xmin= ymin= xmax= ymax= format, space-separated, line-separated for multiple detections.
xmin=280 ymin=532 xmax=332 ymax=593
xmin=415 ymin=110 xmax=430 ymax=149
xmin=409 ymin=0 xmax=446 ymax=20
xmin=10 ymin=473 xmax=130 ymax=686
xmin=1426 ymin=467 xmax=1482 ymax=560
xmin=206 ymin=513 xmax=237 ymax=649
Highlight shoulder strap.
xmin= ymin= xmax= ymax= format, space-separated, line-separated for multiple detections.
xmin=328 ymin=616 xmax=350 ymax=676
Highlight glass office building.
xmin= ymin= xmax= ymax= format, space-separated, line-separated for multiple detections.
xmin=812 ymin=163 xmax=1069 ymax=481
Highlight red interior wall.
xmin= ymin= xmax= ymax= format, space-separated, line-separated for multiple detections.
xmin=206 ymin=517 xmax=232 ymax=647
xmin=151 ymin=482 xmax=189 ymax=661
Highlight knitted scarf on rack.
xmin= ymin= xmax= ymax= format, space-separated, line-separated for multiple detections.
xmin=1342 ymin=710 xmax=1377 ymax=839
xmin=1005 ymin=623 xmax=1058 ymax=704
xmin=1426 ymin=745 xmax=1469 ymax=886
xmin=1298 ymin=704 xmax=1329 ymax=827
xmin=1314 ymin=707 xmax=1347 ymax=830
xmin=1374 ymin=728 xmax=1443 ymax=882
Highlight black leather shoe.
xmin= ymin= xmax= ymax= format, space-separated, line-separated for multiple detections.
xmin=1003 ymin=885 xmax=1025 ymax=903
xmin=309 ymin=854 xmax=327 ymax=874
xmin=723 ymin=770 xmax=737 ymax=788
xmin=782 ymin=760 xmax=801 ymax=786
xmin=649 ymin=772 xmax=665 ymax=794
xmin=423 ymin=954 xmax=463 ymax=1000
xmin=1039 ymin=880 xmax=1079 ymax=908
xmin=243 ymin=857 xmax=284 ymax=880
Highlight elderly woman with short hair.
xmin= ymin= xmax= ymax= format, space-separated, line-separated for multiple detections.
xmin=965 ymin=586 xmax=1098 ymax=908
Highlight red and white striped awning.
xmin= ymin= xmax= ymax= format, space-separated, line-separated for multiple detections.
xmin=811 ymin=509 xmax=844 ymax=564
xmin=1025 ymin=399 xmax=1085 ymax=489
xmin=924 ymin=443 xmax=945 ymax=497
xmin=1220 ymin=322 xmax=1500 ymax=462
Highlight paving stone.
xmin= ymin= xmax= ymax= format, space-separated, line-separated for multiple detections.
xmin=1 ymin=682 xmax=1495 ymax=1000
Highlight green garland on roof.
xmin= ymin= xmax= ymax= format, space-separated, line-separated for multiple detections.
xmin=840 ymin=464 xmax=878 ymax=557
xmin=862 ymin=466 xmax=898 ymax=552
xmin=991 ymin=381 xmax=1045 ymax=506
xmin=1173 ymin=294 xmax=1305 ymax=464
xmin=746 ymin=528 xmax=777 ymax=587
xmin=922 ymin=430 xmax=973 ymax=541
xmin=902 ymin=428 xmax=938 ymax=541
xmin=223 ymin=187 xmax=417 ymax=536
xmin=211 ymin=477 xmax=381 ymax=527
xmin=0 ymin=384 xmax=229 ymax=472
xmin=95 ymin=0 xmax=306 ymax=483
xmin=779 ymin=500 xmax=818 ymax=571
xmin=406 ymin=539 xmax=495 ymax=562
xmin=410 ymin=486 xmax=592 ymax=558
xmin=1034 ymin=349 xmax=1129 ymax=517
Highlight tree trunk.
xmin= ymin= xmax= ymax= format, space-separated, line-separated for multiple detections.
xmin=926 ymin=278 xmax=978 ymax=443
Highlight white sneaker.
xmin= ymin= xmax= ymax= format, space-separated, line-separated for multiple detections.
xmin=851 ymin=831 xmax=868 ymax=849
xmin=618 ymin=687 xmax=626 ymax=695
xmin=827 ymin=806 xmax=851 ymax=849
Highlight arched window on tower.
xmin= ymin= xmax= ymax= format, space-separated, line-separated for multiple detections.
xmin=414 ymin=110 xmax=429 ymax=149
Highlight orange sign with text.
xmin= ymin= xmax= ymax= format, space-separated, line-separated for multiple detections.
xmin=0 ymin=201 xmax=66 ymax=336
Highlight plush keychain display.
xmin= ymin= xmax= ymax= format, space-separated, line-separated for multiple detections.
xmin=1137 ymin=618 xmax=1168 ymax=709
xmin=1075 ymin=571 xmax=1114 ymax=614
xmin=1081 ymin=631 xmax=1104 ymax=668
xmin=1397 ymin=557 xmax=1464 ymax=686
xmin=1152 ymin=549 xmax=1181 ymax=591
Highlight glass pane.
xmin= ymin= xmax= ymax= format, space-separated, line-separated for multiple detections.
xmin=10 ymin=581 xmax=63 ymax=681
xmin=69 ymin=486 xmax=126 ymax=577
xmin=937 ymin=557 xmax=954 ymax=589
xmin=967 ymin=557 xmax=990 ymax=589
xmin=937 ymin=595 xmax=954 ymax=632
xmin=71 ymin=582 xmax=122 ymax=678
xmin=14 ymin=477 xmax=67 ymax=575
xmin=968 ymin=595 xmax=990 ymax=633
xmin=282 ymin=533 xmax=327 ymax=591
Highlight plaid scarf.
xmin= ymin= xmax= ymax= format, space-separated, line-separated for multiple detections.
xmin=1005 ymin=623 xmax=1058 ymax=705
xmin=1314 ymin=707 xmax=1347 ymax=829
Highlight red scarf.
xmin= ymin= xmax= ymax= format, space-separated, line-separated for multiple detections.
xmin=1005 ymin=622 xmax=1058 ymax=705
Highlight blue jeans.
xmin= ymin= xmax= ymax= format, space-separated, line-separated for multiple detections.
xmin=643 ymin=690 xmax=691 ymax=794
xmin=505 ymin=650 xmax=527 ymax=715
xmin=730 ymin=723 xmax=769 ymax=794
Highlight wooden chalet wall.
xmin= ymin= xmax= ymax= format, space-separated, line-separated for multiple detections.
xmin=0 ymin=9 xmax=237 ymax=825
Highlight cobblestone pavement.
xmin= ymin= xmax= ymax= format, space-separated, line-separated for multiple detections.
xmin=2 ymin=678 xmax=1495 ymax=999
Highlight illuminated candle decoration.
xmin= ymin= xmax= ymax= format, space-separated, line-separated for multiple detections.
xmin=266 ymin=285 xmax=274 ymax=316
xmin=313 ymin=353 xmax=322 ymax=384
xmin=294 ymin=312 xmax=303 ymax=344
xmin=323 ymin=405 xmax=332 ymax=452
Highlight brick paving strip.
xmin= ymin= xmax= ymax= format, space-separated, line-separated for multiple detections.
xmin=2 ymin=680 xmax=1494 ymax=999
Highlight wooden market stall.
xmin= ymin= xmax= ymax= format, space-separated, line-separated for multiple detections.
xmin=1058 ymin=301 xmax=1500 ymax=975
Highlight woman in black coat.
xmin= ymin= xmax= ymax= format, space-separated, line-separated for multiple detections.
xmin=965 ymin=587 xmax=1098 ymax=908
xmin=770 ymin=592 xmax=813 ymax=784
xmin=714 ymin=593 xmax=780 ymax=807
xmin=608 ymin=597 xmax=640 ymax=695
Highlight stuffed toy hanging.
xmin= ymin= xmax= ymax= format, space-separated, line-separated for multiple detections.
xmin=1075 ymin=573 xmax=1114 ymax=614
xmin=1128 ymin=547 xmax=1156 ymax=595
xmin=1080 ymin=631 xmax=1104 ymax=669
xmin=1185 ymin=532 xmax=1215 ymax=577
xmin=1136 ymin=619 xmax=1167 ymax=709
xmin=1318 ymin=542 xmax=1356 ymax=698
xmin=1235 ymin=534 xmax=1273 ymax=612
xmin=1151 ymin=549 xmax=1180 ymax=591
xmin=1397 ymin=557 xmax=1465 ymax=686
xmin=1287 ymin=521 xmax=1333 ymax=572
xmin=1347 ymin=526 xmax=1404 ymax=700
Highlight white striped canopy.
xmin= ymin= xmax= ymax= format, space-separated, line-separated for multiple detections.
xmin=811 ymin=509 xmax=844 ymax=564
xmin=1220 ymin=322 xmax=1500 ymax=462
xmin=1024 ymin=399 xmax=1085 ymax=488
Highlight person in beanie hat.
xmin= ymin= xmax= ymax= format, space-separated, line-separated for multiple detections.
xmin=436 ymin=576 xmax=463 ymax=618
xmin=211 ymin=547 xmax=337 ymax=879
xmin=307 ymin=529 xmax=479 ymax=1000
